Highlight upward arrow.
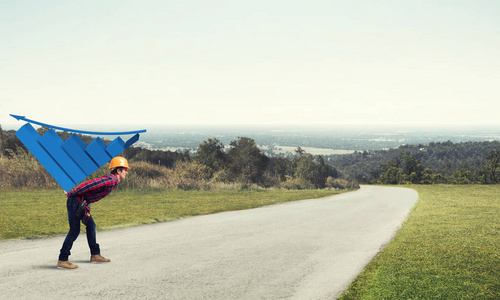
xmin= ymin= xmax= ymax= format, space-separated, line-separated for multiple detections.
xmin=10 ymin=114 xmax=25 ymax=121
xmin=10 ymin=114 xmax=146 ymax=135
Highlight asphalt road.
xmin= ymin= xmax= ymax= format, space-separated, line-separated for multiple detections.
xmin=0 ymin=185 xmax=418 ymax=299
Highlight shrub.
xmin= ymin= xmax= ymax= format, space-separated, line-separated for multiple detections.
xmin=451 ymin=170 xmax=477 ymax=184
xmin=281 ymin=176 xmax=313 ymax=190
xmin=325 ymin=176 xmax=360 ymax=190
xmin=173 ymin=161 xmax=212 ymax=180
xmin=0 ymin=148 xmax=58 ymax=189
xmin=212 ymin=169 xmax=233 ymax=183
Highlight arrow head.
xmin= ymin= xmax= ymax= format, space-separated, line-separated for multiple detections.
xmin=10 ymin=114 xmax=26 ymax=121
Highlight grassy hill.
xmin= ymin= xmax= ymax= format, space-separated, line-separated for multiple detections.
xmin=341 ymin=185 xmax=499 ymax=299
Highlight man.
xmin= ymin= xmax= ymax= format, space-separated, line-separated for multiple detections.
xmin=57 ymin=156 xmax=130 ymax=269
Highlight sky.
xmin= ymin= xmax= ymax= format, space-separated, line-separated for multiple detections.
xmin=1 ymin=0 xmax=499 ymax=130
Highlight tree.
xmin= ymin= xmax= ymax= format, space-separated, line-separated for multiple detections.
xmin=268 ymin=157 xmax=294 ymax=182
xmin=380 ymin=167 xmax=403 ymax=184
xmin=421 ymin=168 xmax=437 ymax=184
xmin=379 ymin=151 xmax=428 ymax=184
xmin=3 ymin=130 xmax=25 ymax=155
xmin=295 ymin=153 xmax=329 ymax=189
xmin=0 ymin=125 xmax=4 ymax=155
xmin=197 ymin=138 xmax=226 ymax=171
xmin=451 ymin=170 xmax=476 ymax=184
xmin=295 ymin=147 xmax=305 ymax=155
xmin=227 ymin=137 xmax=269 ymax=183
xmin=124 ymin=148 xmax=187 ymax=168
xmin=401 ymin=152 xmax=425 ymax=182
xmin=483 ymin=150 xmax=500 ymax=184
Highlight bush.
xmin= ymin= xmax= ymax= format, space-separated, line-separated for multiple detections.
xmin=212 ymin=169 xmax=233 ymax=183
xmin=325 ymin=176 xmax=360 ymax=190
xmin=259 ymin=172 xmax=281 ymax=189
xmin=0 ymin=148 xmax=58 ymax=189
xmin=131 ymin=161 xmax=172 ymax=179
xmin=173 ymin=161 xmax=212 ymax=181
xmin=451 ymin=170 xmax=477 ymax=184
xmin=281 ymin=176 xmax=314 ymax=190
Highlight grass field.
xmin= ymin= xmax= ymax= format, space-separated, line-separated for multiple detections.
xmin=340 ymin=185 xmax=499 ymax=299
xmin=0 ymin=188 xmax=341 ymax=240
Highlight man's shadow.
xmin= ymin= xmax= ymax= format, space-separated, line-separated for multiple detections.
xmin=35 ymin=260 xmax=92 ymax=270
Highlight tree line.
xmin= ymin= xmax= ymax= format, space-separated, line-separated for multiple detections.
xmin=0 ymin=125 xmax=358 ymax=190
xmin=123 ymin=137 xmax=356 ymax=189
xmin=5 ymin=124 xmax=497 ymax=187
xmin=328 ymin=141 xmax=500 ymax=184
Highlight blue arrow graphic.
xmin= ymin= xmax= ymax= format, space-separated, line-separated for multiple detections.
xmin=12 ymin=114 xmax=145 ymax=191
xmin=10 ymin=114 xmax=146 ymax=135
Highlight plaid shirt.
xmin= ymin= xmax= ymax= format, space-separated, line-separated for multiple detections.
xmin=67 ymin=174 xmax=119 ymax=203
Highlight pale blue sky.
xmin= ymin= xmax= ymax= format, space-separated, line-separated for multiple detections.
xmin=1 ymin=0 xmax=499 ymax=128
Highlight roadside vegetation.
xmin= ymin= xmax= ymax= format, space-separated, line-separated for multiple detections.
xmin=340 ymin=185 xmax=499 ymax=299
xmin=0 ymin=125 xmax=359 ymax=191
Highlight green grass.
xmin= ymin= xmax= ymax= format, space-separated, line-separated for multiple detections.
xmin=0 ymin=188 xmax=341 ymax=240
xmin=340 ymin=185 xmax=499 ymax=300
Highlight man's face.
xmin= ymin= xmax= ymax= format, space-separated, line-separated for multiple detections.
xmin=117 ymin=168 xmax=128 ymax=181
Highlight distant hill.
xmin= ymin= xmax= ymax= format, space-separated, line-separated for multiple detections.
xmin=327 ymin=140 xmax=500 ymax=183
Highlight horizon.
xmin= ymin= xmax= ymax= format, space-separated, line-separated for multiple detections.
xmin=3 ymin=120 xmax=500 ymax=132
xmin=2 ymin=118 xmax=499 ymax=154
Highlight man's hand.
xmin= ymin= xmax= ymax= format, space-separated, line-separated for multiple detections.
xmin=64 ymin=191 xmax=68 ymax=197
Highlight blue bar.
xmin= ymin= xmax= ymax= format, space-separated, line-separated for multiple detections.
xmin=125 ymin=133 xmax=140 ymax=148
xmin=86 ymin=137 xmax=112 ymax=166
xmin=62 ymin=134 xmax=100 ymax=176
xmin=39 ymin=129 xmax=87 ymax=183
xmin=106 ymin=137 xmax=125 ymax=158
xmin=15 ymin=123 xmax=75 ymax=191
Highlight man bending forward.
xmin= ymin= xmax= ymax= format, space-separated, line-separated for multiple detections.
xmin=57 ymin=156 xmax=130 ymax=269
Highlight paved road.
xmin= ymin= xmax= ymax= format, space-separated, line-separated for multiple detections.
xmin=0 ymin=185 xmax=417 ymax=299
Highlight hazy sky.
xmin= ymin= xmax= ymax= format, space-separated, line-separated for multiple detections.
xmin=1 ymin=0 xmax=499 ymax=129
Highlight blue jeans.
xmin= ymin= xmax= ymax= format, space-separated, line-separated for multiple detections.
xmin=59 ymin=197 xmax=100 ymax=261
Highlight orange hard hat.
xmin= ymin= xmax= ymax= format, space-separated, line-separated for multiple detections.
xmin=109 ymin=156 xmax=130 ymax=170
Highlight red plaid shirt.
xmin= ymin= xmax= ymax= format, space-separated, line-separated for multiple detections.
xmin=67 ymin=174 xmax=119 ymax=203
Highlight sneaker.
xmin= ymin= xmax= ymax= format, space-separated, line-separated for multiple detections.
xmin=90 ymin=254 xmax=111 ymax=263
xmin=57 ymin=260 xmax=78 ymax=269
